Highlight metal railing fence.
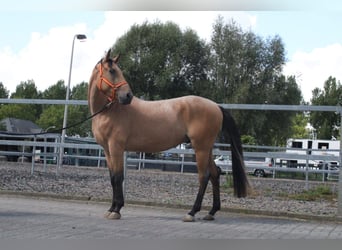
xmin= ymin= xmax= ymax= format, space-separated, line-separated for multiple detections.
xmin=0 ymin=98 xmax=341 ymax=216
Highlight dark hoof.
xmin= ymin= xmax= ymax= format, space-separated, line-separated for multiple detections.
xmin=203 ymin=214 xmax=215 ymax=221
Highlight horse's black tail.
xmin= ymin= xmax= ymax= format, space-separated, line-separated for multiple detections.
xmin=219 ymin=106 xmax=250 ymax=198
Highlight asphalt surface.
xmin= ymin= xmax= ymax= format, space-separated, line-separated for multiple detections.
xmin=1 ymin=194 xmax=342 ymax=239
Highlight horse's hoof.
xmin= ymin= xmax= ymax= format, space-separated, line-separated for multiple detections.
xmin=103 ymin=211 xmax=121 ymax=220
xmin=104 ymin=211 xmax=111 ymax=218
xmin=106 ymin=212 xmax=121 ymax=220
xmin=182 ymin=214 xmax=195 ymax=222
xmin=203 ymin=214 xmax=215 ymax=221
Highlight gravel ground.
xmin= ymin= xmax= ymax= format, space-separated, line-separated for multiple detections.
xmin=0 ymin=162 xmax=339 ymax=219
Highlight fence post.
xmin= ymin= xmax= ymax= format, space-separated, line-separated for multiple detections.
xmin=338 ymin=111 xmax=342 ymax=216
xmin=123 ymin=151 xmax=127 ymax=200
xmin=97 ymin=149 xmax=102 ymax=168
xmin=180 ymin=153 xmax=185 ymax=173
xmin=31 ymin=135 xmax=36 ymax=175
xmin=305 ymin=156 xmax=309 ymax=191
xmin=43 ymin=135 xmax=47 ymax=172
xmin=138 ymin=152 xmax=142 ymax=171
xmin=56 ymin=136 xmax=61 ymax=175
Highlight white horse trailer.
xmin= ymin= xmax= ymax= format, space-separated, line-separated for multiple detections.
xmin=280 ymin=138 xmax=340 ymax=169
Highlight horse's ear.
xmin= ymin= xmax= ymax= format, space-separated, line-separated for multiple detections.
xmin=113 ymin=54 xmax=121 ymax=64
xmin=104 ymin=49 xmax=112 ymax=62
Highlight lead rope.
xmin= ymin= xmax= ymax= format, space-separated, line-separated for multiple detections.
xmin=0 ymin=101 xmax=113 ymax=137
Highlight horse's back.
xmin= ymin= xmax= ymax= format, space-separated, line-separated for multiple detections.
xmin=124 ymin=95 xmax=222 ymax=152
xmin=137 ymin=95 xmax=222 ymax=129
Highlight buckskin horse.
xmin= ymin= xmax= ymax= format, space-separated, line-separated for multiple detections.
xmin=88 ymin=49 xmax=250 ymax=222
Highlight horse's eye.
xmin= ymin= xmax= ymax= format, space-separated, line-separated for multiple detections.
xmin=109 ymin=68 xmax=115 ymax=75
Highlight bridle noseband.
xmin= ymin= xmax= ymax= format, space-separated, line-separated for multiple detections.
xmin=97 ymin=62 xmax=128 ymax=102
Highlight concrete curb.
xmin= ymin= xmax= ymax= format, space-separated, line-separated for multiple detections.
xmin=1 ymin=190 xmax=342 ymax=223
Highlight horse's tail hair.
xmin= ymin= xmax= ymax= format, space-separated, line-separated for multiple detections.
xmin=219 ymin=106 xmax=250 ymax=198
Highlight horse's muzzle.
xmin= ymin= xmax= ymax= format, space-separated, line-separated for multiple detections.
xmin=119 ymin=92 xmax=133 ymax=105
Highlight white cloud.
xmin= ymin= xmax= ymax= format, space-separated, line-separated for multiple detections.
xmin=0 ymin=11 xmax=258 ymax=95
xmin=0 ymin=22 xmax=89 ymax=94
xmin=2 ymin=11 xmax=341 ymax=107
xmin=284 ymin=44 xmax=342 ymax=102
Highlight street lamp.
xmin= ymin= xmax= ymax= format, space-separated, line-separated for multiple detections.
xmin=45 ymin=125 xmax=56 ymax=132
xmin=60 ymin=34 xmax=87 ymax=167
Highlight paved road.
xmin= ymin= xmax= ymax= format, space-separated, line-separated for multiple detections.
xmin=1 ymin=195 xmax=342 ymax=239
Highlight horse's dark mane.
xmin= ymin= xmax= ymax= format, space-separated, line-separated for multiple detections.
xmin=96 ymin=57 xmax=113 ymax=68
xmin=107 ymin=58 xmax=113 ymax=67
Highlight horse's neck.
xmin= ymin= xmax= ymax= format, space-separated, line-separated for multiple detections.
xmin=88 ymin=81 xmax=108 ymax=114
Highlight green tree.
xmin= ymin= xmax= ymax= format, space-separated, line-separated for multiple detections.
xmin=36 ymin=105 xmax=64 ymax=131
xmin=111 ymin=21 xmax=210 ymax=100
xmin=0 ymin=82 xmax=9 ymax=98
xmin=0 ymin=83 xmax=10 ymax=124
xmin=36 ymin=80 xmax=66 ymax=130
xmin=210 ymin=17 xmax=302 ymax=145
xmin=310 ymin=76 xmax=342 ymax=139
xmin=42 ymin=80 xmax=66 ymax=99
xmin=258 ymin=76 xmax=303 ymax=145
xmin=37 ymin=81 xmax=90 ymax=136
xmin=10 ymin=80 xmax=41 ymax=99
xmin=291 ymin=113 xmax=310 ymax=139
xmin=0 ymin=80 xmax=42 ymax=122
xmin=67 ymin=82 xmax=91 ymax=137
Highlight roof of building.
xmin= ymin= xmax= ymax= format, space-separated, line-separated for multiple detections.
xmin=0 ymin=118 xmax=42 ymax=134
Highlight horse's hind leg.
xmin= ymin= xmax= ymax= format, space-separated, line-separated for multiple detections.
xmin=183 ymin=150 xmax=210 ymax=222
xmin=183 ymin=171 xmax=210 ymax=222
xmin=203 ymin=160 xmax=221 ymax=221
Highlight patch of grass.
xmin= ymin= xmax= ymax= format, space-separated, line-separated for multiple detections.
xmin=221 ymin=174 xmax=234 ymax=194
xmin=286 ymin=185 xmax=337 ymax=202
xmin=222 ymin=174 xmax=233 ymax=189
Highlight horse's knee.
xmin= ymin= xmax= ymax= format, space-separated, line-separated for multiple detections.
xmin=110 ymin=172 xmax=124 ymax=186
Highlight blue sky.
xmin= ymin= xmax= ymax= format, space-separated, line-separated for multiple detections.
xmin=1 ymin=10 xmax=342 ymax=102
xmin=0 ymin=12 xmax=104 ymax=51
xmin=2 ymin=11 xmax=341 ymax=57
xmin=253 ymin=11 xmax=342 ymax=55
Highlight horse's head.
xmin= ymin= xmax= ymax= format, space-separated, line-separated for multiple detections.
xmin=96 ymin=49 xmax=133 ymax=105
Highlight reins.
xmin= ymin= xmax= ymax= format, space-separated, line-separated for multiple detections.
xmin=0 ymin=101 xmax=113 ymax=137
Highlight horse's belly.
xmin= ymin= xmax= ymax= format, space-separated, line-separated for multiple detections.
xmin=125 ymin=133 xmax=185 ymax=153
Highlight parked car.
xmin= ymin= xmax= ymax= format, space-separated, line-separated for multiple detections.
xmin=214 ymin=155 xmax=274 ymax=177
xmin=214 ymin=155 xmax=231 ymax=173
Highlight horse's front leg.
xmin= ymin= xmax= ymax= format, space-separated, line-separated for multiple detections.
xmin=104 ymin=150 xmax=125 ymax=220
xmin=104 ymin=170 xmax=124 ymax=219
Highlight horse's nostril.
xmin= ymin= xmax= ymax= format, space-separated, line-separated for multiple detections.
xmin=127 ymin=92 xmax=133 ymax=101
xmin=120 ymin=92 xmax=133 ymax=105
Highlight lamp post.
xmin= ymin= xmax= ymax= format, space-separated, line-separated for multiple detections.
xmin=45 ymin=125 xmax=56 ymax=132
xmin=59 ymin=34 xmax=87 ymax=167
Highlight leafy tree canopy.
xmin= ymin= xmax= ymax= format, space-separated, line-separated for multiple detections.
xmin=111 ymin=21 xmax=210 ymax=100
xmin=4 ymin=18 xmax=338 ymax=145
xmin=310 ymin=76 xmax=342 ymax=139
xmin=0 ymin=82 xmax=9 ymax=98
